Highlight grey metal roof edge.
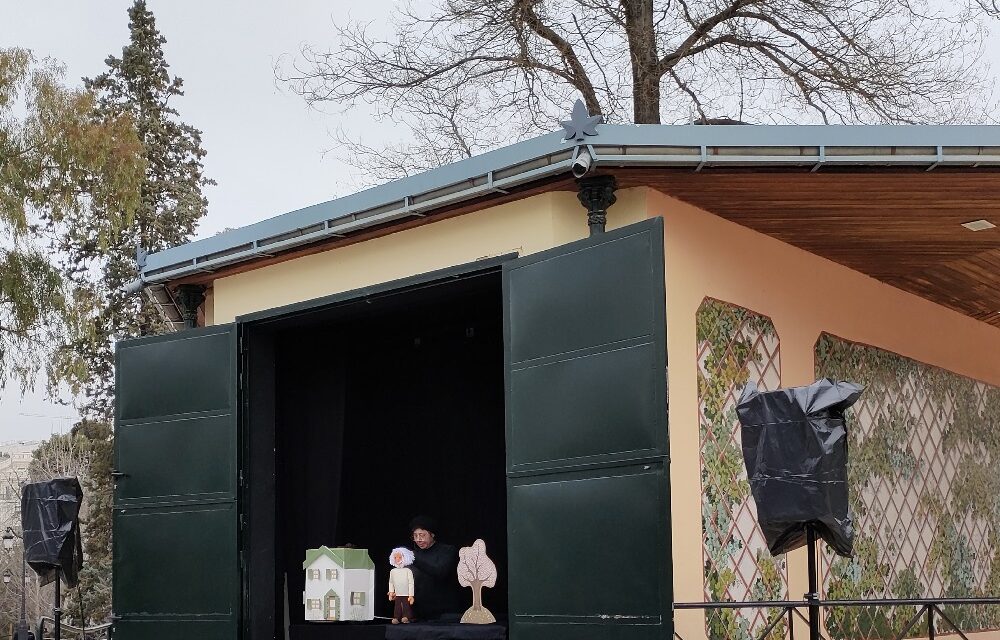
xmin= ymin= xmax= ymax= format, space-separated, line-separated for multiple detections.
xmin=144 ymin=129 xmax=572 ymax=273
xmin=142 ymin=124 xmax=1000 ymax=282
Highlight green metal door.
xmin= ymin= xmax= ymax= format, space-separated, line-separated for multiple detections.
xmin=112 ymin=324 xmax=239 ymax=639
xmin=504 ymin=218 xmax=671 ymax=640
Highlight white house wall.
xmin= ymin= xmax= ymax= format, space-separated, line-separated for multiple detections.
xmin=344 ymin=568 xmax=376 ymax=621
xmin=303 ymin=555 xmax=345 ymax=621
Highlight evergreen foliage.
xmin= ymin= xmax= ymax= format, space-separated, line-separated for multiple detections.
xmin=56 ymin=0 xmax=213 ymax=419
xmin=29 ymin=2 xmax=212 ymax=627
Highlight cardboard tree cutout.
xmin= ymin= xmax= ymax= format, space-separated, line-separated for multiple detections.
xmin=457 ymin=539 xmax=497 ymax=624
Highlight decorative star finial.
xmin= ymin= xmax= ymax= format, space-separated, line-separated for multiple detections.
xmin=561 ymin=99 xmax=603 ymax=142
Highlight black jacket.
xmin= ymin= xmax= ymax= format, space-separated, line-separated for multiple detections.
xmin=410 ymin=542 xmax=463 ymax=619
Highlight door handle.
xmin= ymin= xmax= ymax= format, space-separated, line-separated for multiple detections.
xmin=110 ymin=470 xmax=129 ymax=479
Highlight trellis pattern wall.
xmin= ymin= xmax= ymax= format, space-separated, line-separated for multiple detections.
xmin=815 ymin=333 xmax=1000 ymax=638
xmin=697 ymin=298 xmax=787 ymax=640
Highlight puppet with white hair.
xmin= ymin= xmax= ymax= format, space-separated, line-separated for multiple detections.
xmin=388 ymin=547 xmax=416 ymax=623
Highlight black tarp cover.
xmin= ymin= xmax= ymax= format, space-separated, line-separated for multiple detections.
xmin=737 ymin=378 xmax=862 ymax=557
xmin=20 ymin=477 xmax=84 ymax=587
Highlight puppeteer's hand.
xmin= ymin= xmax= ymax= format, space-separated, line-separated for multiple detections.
xmin=388 ymin=592 xmax=395 ymax=601
xmin=408 ymin=596 xmax=414 ymax=605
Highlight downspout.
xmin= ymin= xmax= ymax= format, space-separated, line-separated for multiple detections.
xmin=174 ymin=285 xmax=207 ymax=329
xmin=124 ymin=245 xmax=148 ymax=295
xmin=123 ymin=276 xmax=145 ymax=295
xmin=576 ymin=175 xmax=618 ymax=236
xmin=122 ymin=245 xmax=189 ymax=330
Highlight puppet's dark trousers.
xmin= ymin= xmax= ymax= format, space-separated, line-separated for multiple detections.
xmin=393 ymin=596 xmax=414 ymax=622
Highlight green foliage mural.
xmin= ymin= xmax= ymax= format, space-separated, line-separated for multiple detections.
xmin=697 ymin=298 xmax=787 ymax=640
xmin=816 ymin=334 xmax=1000 ymax=637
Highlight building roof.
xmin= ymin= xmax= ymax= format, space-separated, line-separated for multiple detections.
xmin=303 ymin=546 xmax=376 ymax=571
xmin=135 ymin=122 xmax=1000 ymax=329
xmin=139 ymin=124 xmax=1000 ymax=284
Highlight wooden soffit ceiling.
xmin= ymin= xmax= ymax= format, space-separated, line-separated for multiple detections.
xmin=618 ymin=168 xmax=1000 ymax=328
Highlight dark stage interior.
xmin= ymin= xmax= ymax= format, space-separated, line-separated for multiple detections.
xmin=258 ymin=271 xmax=508 ymax=639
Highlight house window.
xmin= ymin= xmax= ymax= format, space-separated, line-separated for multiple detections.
xmin=326 ymin=568 xmax=339 ymax=580
xmin=308 ymin=599 xmax=322 ymax=610
xmin=351 ymin=592 xmax=365 ymax=606
xmin=307 ymin=569 xmax=321 ymax=580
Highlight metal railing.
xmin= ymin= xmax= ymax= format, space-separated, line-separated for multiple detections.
xmin=673 ymin=597 xmax=1000 ymax=640
xmin=35 ymin=616 xmax=111 ymax=640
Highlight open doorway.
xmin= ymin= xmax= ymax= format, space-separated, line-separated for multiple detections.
xmin=246 ymin=265 xmax=508 ymax=638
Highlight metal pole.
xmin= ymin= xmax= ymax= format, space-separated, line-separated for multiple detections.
xmin=806 ymin=526 xmax=820 ymax=640
xmin=927 ymin=603 xmax=935 ymax=640
xmin=54 ymin=574 xmax=62 ymax=640
xmin=14 ymin=543 xmax=29 ymax=640
xmin=20 ymin=549 xmax=26 ymax=624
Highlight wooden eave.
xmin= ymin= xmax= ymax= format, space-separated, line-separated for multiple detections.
xmin=616 ymin=166 xmax=1000 ymax=328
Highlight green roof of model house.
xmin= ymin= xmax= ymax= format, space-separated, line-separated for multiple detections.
xmin=303 ymin=546 xmax=375 ymax=570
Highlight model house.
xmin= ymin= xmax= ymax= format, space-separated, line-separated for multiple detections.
xmin=302 ymin=546 xmax=375 ymax=622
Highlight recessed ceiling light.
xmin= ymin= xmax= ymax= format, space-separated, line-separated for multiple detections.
xmin=961 ymin=219 xmax=996 ymax=231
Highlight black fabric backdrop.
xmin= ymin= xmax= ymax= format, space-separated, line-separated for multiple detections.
xmin=274 ymin=280 xmax=508 ymax=635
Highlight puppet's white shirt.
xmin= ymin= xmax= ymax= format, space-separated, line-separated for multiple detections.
xmin=389 ymin=567 xmax=414 ymax=596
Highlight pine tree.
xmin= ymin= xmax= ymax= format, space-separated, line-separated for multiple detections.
xmin=56 ymin=0 xmax=213 ymax=418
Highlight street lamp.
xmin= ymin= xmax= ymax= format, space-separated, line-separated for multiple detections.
xmin=2 ymin=569 xmax=10 ymax=585
xmin=2 ymin=526 xmax=30 ymax=640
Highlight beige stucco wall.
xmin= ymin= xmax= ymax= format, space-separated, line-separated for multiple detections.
xmin=209 ymin=188 xmax=647 ymax=323
xmin=651 ymin=187 xmax=1000 ymax=640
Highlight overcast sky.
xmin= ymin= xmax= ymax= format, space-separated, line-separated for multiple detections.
xmin=1 ymin=0 xmax=415 ymax=440
xmin=2 ymin=1 xmax=999 ymax=441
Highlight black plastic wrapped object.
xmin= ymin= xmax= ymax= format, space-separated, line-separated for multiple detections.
xmin=20 ymin=477 xmax=84 ymax=587
xmin=737 ymin=378 xmax=863 ymax=557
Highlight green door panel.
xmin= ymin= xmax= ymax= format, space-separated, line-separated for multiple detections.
xmin=111 ymin=620 xmax=235 ymax=640
xmin=508 ymin=464 xmax=668 ymax=617
xmin=508 ymin=341 xmax=661 ymax=472
xmin=503 ymin=218 xmax=672 ymax=640
xmin=117 ymin=329 xmax=235 ymax=421
xmin=112 ymin=325 xmax=239 ymax=640
xmin=114 ymin=502 xmax=238 ymax=616
xmin=115 ymin=414 xmax=235 ymax=504
xmin=505 ymin=227 xmax=657 ymax=364
xmin=512 ymin=622 xmax=665 ymax=640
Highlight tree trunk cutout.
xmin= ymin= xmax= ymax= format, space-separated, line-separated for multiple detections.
xmin=457 ymin=539 xmax=497 ymax=624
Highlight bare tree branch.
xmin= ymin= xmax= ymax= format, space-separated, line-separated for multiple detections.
xmin=668 ymin=68 xmax=708 ymax=122
xmin=278 ymin=0 xmax=999 ymax=183
xmin=514 ymin=0 xmax=603 ymax=115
